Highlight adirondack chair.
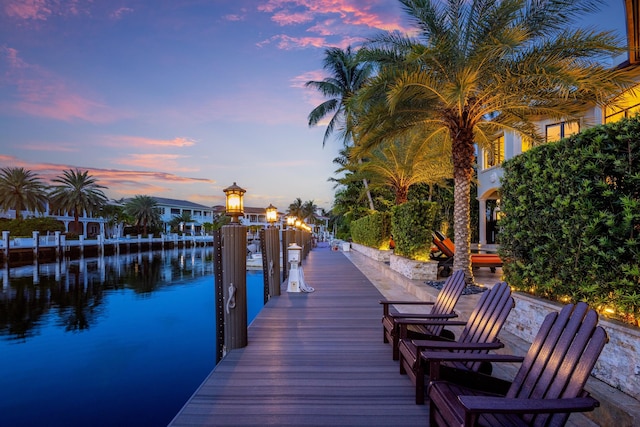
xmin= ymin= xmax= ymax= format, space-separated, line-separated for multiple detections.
xmin=431 ymin=231 xmax=502 ymax=277
xmin=396 ymin=281 xmax=514 ymax=404
xmin=380 ymin=269 xmax=466 ymax=360
xmin=427 ymin=302 xmax=608 ymax=427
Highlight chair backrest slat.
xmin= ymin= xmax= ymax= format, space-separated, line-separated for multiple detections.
xmin=504 ymin=302 xmax=608 ymax=427
xmin=426 ymin=269 xmax=465 ymax=336
xmin=454 ymin=282 xmax=515 ymax=371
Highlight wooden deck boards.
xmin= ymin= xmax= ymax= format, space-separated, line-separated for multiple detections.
xmin=169 ymin=246 xmax=429 ymax=426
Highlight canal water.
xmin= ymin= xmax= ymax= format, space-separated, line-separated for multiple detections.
xmin=0 ymin=247 xmax=265 ymax=427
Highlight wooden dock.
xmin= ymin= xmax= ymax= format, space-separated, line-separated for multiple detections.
xmin=170 ymin=245 xmax=430 ymax=426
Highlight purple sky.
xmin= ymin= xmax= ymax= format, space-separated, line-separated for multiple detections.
xmin=0 ymin=0 xmax=626 ymax=211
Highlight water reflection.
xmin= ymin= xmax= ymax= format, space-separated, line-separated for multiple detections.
xmin=0 ymin=247 xmax=215 ymax=341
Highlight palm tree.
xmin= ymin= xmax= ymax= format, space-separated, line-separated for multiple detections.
xmin=306 ymin=46 xmax=376 ymax=210
xmin=169 ymin=211 xmax=193 ymax=233
xmin=301 ymin=200 xmax=318 ymax=222
xmin=288 ymin=198 xmax=304 ymax=219
xmin=0 ymin=167 xmax=48 ymax=220
xmin=123 ymin=195 xmax=160 ymax=236
xmin=356 ymin=0 xmax=632 ymax=281
xmin=357 ymin=130 xmax=452 ymax=205
xmin=49 ymin=169 xmax=108 ymax=234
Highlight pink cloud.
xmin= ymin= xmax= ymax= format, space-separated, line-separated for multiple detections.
xmin=4 ymin=0 xmax=87 ymax=21
xmin=0 ymin=46 xmax=125 ymax=123
xmin=257 ymin=34 xmax=327 ymax=49
xmin=110 ymin=7 xmax=133 ymax=20
xmin=109 ymin=136 xmax=197 ymax=148
xmin=4 ymin=0 xmax=52 ymax=20
xmin=0 ymin=156 xmax=216 ymax=200
xmin=256 ymin=0 xmax=408 ymax=50
xmin=116 ymin=154 xmax=195 ymax=173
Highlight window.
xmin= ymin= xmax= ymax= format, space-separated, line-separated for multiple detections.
xmin=546 ymin=121 xmax=579 ymax=143
xmin=484 ymin=135 xmax=504 ymax=168
xmin=605 ymin=84 xmax=640 ymax=123
xmin=170 ymin=208 xmax=180 ymax=215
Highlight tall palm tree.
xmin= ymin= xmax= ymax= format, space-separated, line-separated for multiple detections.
xmin=49 ymin=169 xmax=108 ymax=234
xmin=123 ymin=195 xmax=160 ymax=236
xmin=0 ymin=167 xmax=48 ymax=220
xmin=306 ymin=46 xmax=376 ymax=210
xmin=357 ymin=0 xmax=632 ymax=281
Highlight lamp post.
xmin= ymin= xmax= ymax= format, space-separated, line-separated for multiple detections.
xmin=221 ymin=182 xmax=247 ymax=352
xmin=286 ymin=215 xmax=296 ymax=229
xmin=223 ymin=182 xmax=246 ymax=223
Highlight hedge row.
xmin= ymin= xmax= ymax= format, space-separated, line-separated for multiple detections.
xmin=500 ymin=117 xmax=640 ymax=325
xmin=350 ymin=211 xmax=392 ymax=249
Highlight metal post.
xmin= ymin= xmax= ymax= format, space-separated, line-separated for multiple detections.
xmin=222 ymin=223 xmax=247 ymax=352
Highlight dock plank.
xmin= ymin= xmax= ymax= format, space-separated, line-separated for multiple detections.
xmin=169 ymin=246 xmax=429 ymax=426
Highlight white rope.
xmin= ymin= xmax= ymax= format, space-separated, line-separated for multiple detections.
xmin=298 ymin=268 xmax=314 ymax=292
xmin=225 ymin=282 xmax=236 ymax=314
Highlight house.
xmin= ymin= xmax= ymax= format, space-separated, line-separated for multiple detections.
xmin=152 ymin=197 xmax=214 ymax=235
xmin=476 ymin=4 xmax=640 ymax=245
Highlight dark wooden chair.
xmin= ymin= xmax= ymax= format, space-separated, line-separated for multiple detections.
xmin=427 ymin=302 xmax=608 ymax=427
xmin=380 ymin=269 xmax=466 ymax=360
xmin=397 ymin=281 xmax=514 ymax=404
xmin=431 ymin=231 xmax=503 ymax=277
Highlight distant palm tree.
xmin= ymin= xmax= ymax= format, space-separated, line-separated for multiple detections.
xmin=49 ymin=169 xmax=108 ymax=234
xmin=306 ymin=46 xmax=376 ymax=210
xmin=169 ymin=211 xmax=193 ymax=233
xmin=301 ymin=200 xmax=318 ymax=222
xmin=0 ymin=167 xmax=48 ymax=220
xmin=288 ymin=198 xmax=304 ymax=219
xmin=124 ymin=195 xmax=160 ymax=236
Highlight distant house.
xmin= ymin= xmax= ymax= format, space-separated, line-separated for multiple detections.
xmin=152 ymin=197 xmax=214 ymax=235
xmin=476 ymin=5 xmax=640 ymax=245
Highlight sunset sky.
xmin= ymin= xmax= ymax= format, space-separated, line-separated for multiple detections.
xmin=0 ymin=0 xmax=626 ymax=211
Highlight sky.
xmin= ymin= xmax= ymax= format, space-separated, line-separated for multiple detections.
xmin=0 ymin=0 xmax=627 ymax=212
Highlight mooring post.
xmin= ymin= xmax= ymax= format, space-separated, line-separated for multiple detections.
xmin=32 ymin=231 xmax=39 ymax=260
xmin=54 ymin=231 xmax=61 ymax=260
xmin=222 ymin=222 xmax=247 ymax=352
xmin=2 ymin=231 xmax=9 ymax=265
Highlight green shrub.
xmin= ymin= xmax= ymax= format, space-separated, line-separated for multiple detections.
xmin=391 ymin=201 xmax=438 ymax=260
xmin=350 ymin=211 xmax=392 ymax=249
xmin=0 ymin=217 xmax=65 ymax=237
xmin=500 ymin=117 xmax=640 ymax=325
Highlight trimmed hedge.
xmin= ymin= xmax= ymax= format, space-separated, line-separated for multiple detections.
xmin=500 ymin=117 xmax=640 ymax=325
xmin=350 ymin=211 xmax=392 ymax=249
xmin=391 ymin=201 xmax=438 ymax=260
xmin=0 ymin=217 xmax=65 ymax=237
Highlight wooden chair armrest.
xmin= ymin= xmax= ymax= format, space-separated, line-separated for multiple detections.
xmin=380 ymin=299 xmax=435 ymax=316
xmin=458 ymin=395 xmax=600 ymax=414
xmin=394 ymin=314 xmax=460 ymax=323
xmin=414 ymin=340 xmax=504 ymax=352
xmin=424 ymin=351 xmax=523 ymax=363
xmin=380 ymin=299 xmax=436 ymax=305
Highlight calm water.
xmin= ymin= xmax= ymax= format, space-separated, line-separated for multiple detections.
xmin=0 ymin=247 xmax=264 ymax=427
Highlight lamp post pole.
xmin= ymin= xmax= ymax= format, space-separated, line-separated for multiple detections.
xmin=221 ymin=182 xmax=247 ymax=352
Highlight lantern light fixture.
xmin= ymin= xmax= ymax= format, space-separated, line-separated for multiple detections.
xmin=266 ymin=204 xmax=277 ymax=225
xmin=223 ymin=182 xmax=246 ymax=223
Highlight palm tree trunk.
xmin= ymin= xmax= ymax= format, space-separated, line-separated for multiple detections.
xmin=357 ymin=158 xmax=375 ymax=210
xmin=452 ymin=173 xmax=473 ymax=283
